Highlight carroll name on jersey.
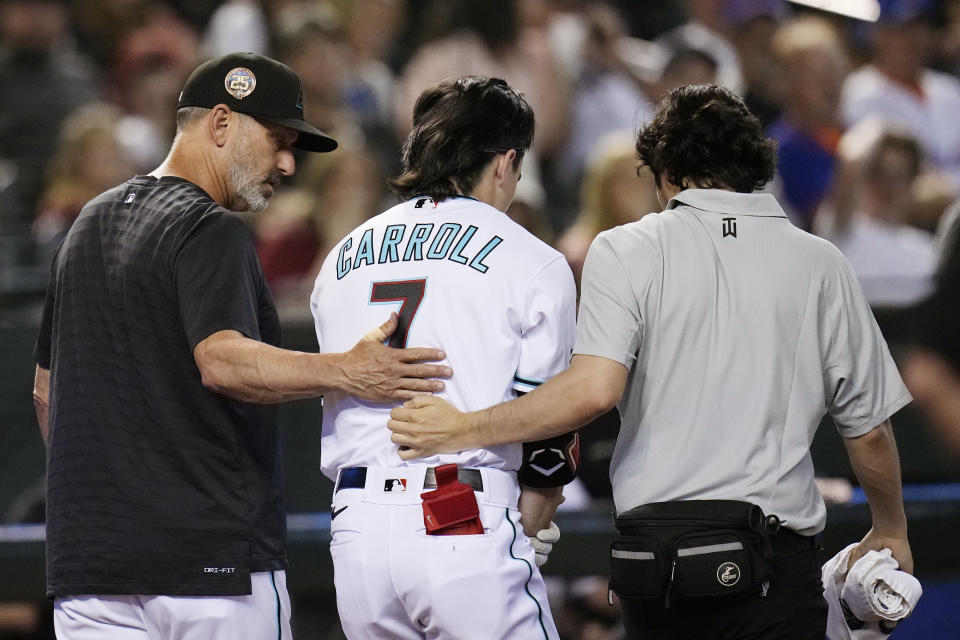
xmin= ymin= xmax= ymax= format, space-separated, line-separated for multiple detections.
xmin=336 ymin=222 xmax=503 ymax=279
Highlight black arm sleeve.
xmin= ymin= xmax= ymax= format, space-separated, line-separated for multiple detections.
xmin=518 ymin=431 xmax=581 ymax=488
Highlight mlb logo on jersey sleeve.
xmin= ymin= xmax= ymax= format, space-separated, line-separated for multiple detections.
xmin=384 ymin=479 xmax=407 ymax=492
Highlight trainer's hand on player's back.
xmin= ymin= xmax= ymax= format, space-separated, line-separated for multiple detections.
xmin=389 ymin=396 xmax=472 ymax=459
xmin=340 ymin=313 xmax=452 ymax=402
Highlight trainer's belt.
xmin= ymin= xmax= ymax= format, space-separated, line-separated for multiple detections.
xmin=335 ymin=466 xmax=484 ymax=492
xmin=769 ymin=528 xmax=824 ymax=557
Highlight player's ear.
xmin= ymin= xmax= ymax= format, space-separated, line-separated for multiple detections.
xmin=494 ymin=149 xmax=517 ymax=183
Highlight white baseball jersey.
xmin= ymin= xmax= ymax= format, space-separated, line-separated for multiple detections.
xmin=310 ymin=195 xmax=577 ymax=482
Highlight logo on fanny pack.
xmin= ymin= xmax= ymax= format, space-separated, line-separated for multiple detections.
xmin=717 ymin=562 xmax=740 ymax=587
xmin=384 ymin=479 xmax=407 ymax=492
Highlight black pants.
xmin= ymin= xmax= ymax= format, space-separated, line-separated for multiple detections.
xmin=620 ymin=548 xmax=828 ymax=640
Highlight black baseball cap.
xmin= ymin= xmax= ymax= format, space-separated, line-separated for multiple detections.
xmin=177 ymin=52 xmax=338 ymax=153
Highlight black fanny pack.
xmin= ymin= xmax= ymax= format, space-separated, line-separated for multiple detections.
xmin=609 ymin=500 xmax=779 ymax=607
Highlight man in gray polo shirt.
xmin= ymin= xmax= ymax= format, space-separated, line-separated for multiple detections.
xmin=388 ymin=84 xmax=913 ymax=639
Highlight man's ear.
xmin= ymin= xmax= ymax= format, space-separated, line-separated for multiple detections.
xmin=494 ymin=148 xmax=518 ymax=184
xmin=209 ymin=104 xmax=232 ymax=148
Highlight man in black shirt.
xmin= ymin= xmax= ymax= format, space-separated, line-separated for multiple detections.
xmin=903 ymin=204 xmax=960 ymax=457
xmin=32 ymin=52 xmax=451 ymax=640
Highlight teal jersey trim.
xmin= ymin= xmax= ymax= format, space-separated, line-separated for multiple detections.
xmin=513 ymin=375 xmax=544 ymax=388
xmin=505 ymin=508 xmax=549 ymax=640
xmin=270 ymin=571 xmax=282 ymax=640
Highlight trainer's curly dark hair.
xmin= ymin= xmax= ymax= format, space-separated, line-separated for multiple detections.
xmin=390 ymin=76 xmax=534 ymax=202
xmin=636 ymin=84 xmax=777 ymax=194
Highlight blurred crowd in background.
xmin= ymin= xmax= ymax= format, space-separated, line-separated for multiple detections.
xmin=2 ymin=0 xmax=960 ymax=307
xmin=3 ymin=0 xmax=960 ymax=637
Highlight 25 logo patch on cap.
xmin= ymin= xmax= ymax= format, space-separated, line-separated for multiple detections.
xmin=225 ymin=67 xmax=256 ymax=100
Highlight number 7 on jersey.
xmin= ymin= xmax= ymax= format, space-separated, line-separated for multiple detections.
xmin=369 ymin=279 xmax=426 ymax=348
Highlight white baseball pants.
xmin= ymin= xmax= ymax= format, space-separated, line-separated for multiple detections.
xmin=53 ymin=570 xmax=292 ymax=640
xmin=330 ymin=466 xmax=560 ymax=640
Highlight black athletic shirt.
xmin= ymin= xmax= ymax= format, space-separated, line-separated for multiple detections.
xmin=35 ymin=176 xmax=286 ymax=597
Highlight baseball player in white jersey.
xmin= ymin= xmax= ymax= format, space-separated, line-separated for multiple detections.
xmin=310 ymin=76 xmax=578 ymax=639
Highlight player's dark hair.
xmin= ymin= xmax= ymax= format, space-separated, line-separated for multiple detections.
xmin=389 ymin=76 xmax=535 ymax=202
xmin=635 ymin=84 xmax=777 ymax=193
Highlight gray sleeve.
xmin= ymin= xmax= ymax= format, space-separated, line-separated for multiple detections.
xmin=574 ymin=231 xmax=652 ymax=368
xmin=822 ymin=253 xmax=912 ymax=437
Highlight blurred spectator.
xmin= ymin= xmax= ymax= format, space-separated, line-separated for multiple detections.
xmin=542 ymin=0 xmax=595 ymax=83
xmin=336 ymin=0 xmax=404 ymax=117
xmin=939 ymin=0 xmax=960 ymax=75
xmin=902 ymin=200 xmax=960 ymax=458
xmin=908 ymin=170 xmax=959 ymax=233
xmin=656 ymin=0 xmax=744 ymax=94
xmin=0 ymin=0 xmax=100 ymax=235
xmin=263 ymin=0 xmax=404 ymax=181
xmin=202 ymin=0 xmax=269 ymax=56
xmin=828 ymin=125 xmax=937 ymax=307
xmin=551 ymin=3 xmax=654 ymax=225
xmin=506 ymin=159 xmax=555 ymax=245
xmin=556 ymin=133 xmax=659 ymax=290
xmin=725 ymin=0 xmax=789 ymax=127
xmin=255 ymin=146 xmax=382 ymax=303
xmin=110 ymin=3 xmax=200 ymax=171
xmin=336 ymin=0 xmax=406 ymax=177
xmin=274 ymin=10 xmax=358 ymax=152
xmin=610 ymin=0 xmax=685 ymax=41
xmin=653 ymin=45 xmax=719 ymax=97
xmin=841 ymin=0 xmax=960 ymax=187
xmin=389 ymin=0 xmax=460 ymax=64
xmin=767 ymin=16 xmax=848 ymax=230
xmin=276 ymin=2 xmax=406 ymax=186
xmin=0 ymin=152 xmax=26 ymax=238
xmin=72 ymin=0 xmax=152 ymax=68
xmin=31 ymin=104 xmax=137 ymax=265
xmin=394 ymin=0 xmax=568 ymax=159
xmin=252 ymin=13 xmax=388 ymax=304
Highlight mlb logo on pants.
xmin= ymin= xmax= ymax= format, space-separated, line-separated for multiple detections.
xmin=384 ymin=479 xmax=407 ymax=492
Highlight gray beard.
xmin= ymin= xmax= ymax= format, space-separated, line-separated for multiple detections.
xmin=229 ymin=147 xmax=271 ymax=213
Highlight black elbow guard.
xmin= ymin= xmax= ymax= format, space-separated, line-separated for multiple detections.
xmin=518 ymin=431 xmax=580 ymax=487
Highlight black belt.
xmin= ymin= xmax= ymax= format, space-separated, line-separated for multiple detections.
xmin=769 ymin=529 xmax=823 ymax=557
xmin=335 ymin=466 xmax=484 ymax=492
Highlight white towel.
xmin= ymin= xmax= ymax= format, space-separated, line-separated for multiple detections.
xmin=822 ymin=543 xmax=922 ymax=640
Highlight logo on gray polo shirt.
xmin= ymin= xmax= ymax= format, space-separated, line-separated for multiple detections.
xmin=722 ymin=218 xmax=737 ymax=238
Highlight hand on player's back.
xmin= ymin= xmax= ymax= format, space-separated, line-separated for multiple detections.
xmin=388 ymin=395 xmax=473 ymax=459
xmin=339 ymin=313 xmax=452 ymax=403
